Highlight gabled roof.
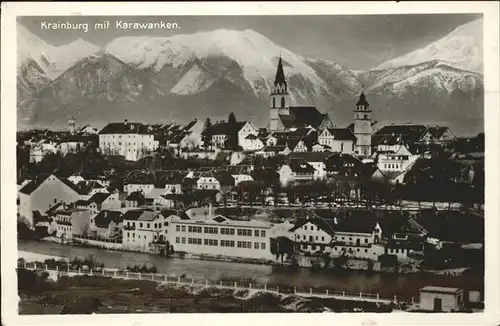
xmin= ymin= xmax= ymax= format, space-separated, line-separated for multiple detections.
xmin=77 ymin=181 xmax=106 ymax=195
xmin=125 ymin=191 xmax=145 ymax=202
xmin=289 ymin=151 xmax=331 ymax=163
xmin=274 ymin=55 xmax=287 ymax=86
xmin=138 ymin=211 xmax=161 ymax=221
xmin=289 ymin=217 xmax=336 ymax=236
xmin=122 ymin=209 xmax=147 ymax=221
xmin=94 ymin=210 xmax=122 ymax=229
xmin=326 ymin=128 xmax=357 ymax=141
xmin=88 ymin=192 xmax=110 ymax=205
xmin=286 ymin=158 xmax=315 ymax=173
xmin=99 ymin=122 xmax=151 ymax=135
xmin=213 ymin=215 xmax=227 ymax=223
xmin=19 ymin=174 xmax=84 ymax=195
xmin=145 ymin=188 xmax=166 ymax=199
xmin=374 ymin=124 xmax=427 ymax=144
xmin=422 ymin=126 xmax=452 ymax=140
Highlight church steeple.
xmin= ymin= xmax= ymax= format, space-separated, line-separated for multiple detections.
xmin=274 ymin=54 xmax=287 ymax=88
xmin=269 ymin=53 xmax=290 ymax=131
xmin=353 ymin=86 xmax=372 ymax=157
xmin=356 ymin=85 xmax=369 ymax=107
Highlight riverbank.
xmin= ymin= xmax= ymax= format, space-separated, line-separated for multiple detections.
xmin=17 ymin=269 xmax=397 ymax=314
xmin=18 ymin=250 xmax=68 ymax=262
xmin=18 ymin=240 xmax=484 ymax=301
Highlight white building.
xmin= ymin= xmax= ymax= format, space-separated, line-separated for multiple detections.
xmin=278 ymin=159 xmax=316 ymax=187
xmin=122 ymin=210 xmax=168 ymax=252
xmin=166 ymin=212 xmax=274 ymax=261
xmin=318 ymin=128 xmax=356 ymax=154
xmin=288 ymin=218 xmax=335 ymax=253
xmin=231 ymin=174 xmax=254 ymax=186
xmin=99 ymin=120 xmax=158 ymax=161
xmin=377 ymin=144 xmax=420 ymax=172
xmin=418 ymin=286 xmax=464 ymax=312
xmin=196 ymin=174 xmax=221 ymax=191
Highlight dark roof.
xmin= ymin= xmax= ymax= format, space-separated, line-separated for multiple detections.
xmin=99 ymin=122 xmax=151 ymax=135
xmin=74 ymin=200 xmax=91 ymax=206
xmin=88 ymin=192 xmax=110 ymax=205
xmin=77 ymin=181 xmax=106 ymax=195
xmin=19 ymin=174 xmax=84 ymax=195
xmin=325 ymin=153 xmax=364 ymax=174
xmin=374 ymin=124 xmax=427 ymax=144
xmin=94 ymin=210 xmax=122 ymax=229
xmin=287 ymin=158 xmax=315 ymax=173
xmin=288 ymin=151 xmax=332 ymax=163
xmin=274 ymin=55 xmax=287 ymax=86
xmin=279 ymin=107 xmax=327 ymax=129
xmin=334 ymin=216 xmax=378 ymax=234
xmin=215 ymin=172 xmax=235 ymax=186
xmin=423 ymin=126 xmax=452 ymax=140
xmin=289 ymin=217 xmax=336 ymax=236
xmin=356 ymin=92 xmax=369 ymax=106
xmin=326 ymin=128 xmax=357 ymax=141
xmin=213 ymin=215 xmax=227 ymax=223
xmin=183 ymin=119 xmax=198 ymax=131
xmin=125 ymin=191 xmax=145 ymax=202
xmin=122 ymin=209 xmax=146 ymax=221
xmin=210 ymin=121 xmax=247 ymax=136
xmin=160 ymin=209 xmax=177 ymax=217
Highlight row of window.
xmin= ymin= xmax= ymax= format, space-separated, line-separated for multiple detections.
xmin=383 ymin=163 xmax=402 ymax=170
xmin=175 ymin=237 xmax=267 ymax=250
xmin=175 ymin=225 xmax=266 ymax=237
xmin=125 ymin=232 xmax=151 ymax=240
xmin=127 ymin=221 xmax=166 ymax=229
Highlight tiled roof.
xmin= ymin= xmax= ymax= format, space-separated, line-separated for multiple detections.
xmin=289 ymin=151 xmax=332 ymax=163
xmin=287 ymin=158 xmax=315 ymax=173
xmin=138 ymin=211 xmax=160 ymax=222
xmin=122 ymin=209 xmax=146 ymax=221
xmin=424 ymin=126 xmax=451 ymax=140
xmin=279 ymin=106 xmax=327 ymax=129
xmin=289 ymin=217 xmax=336 ymax=236
xmin=99 ymin=122 xmax=151 ymax=135
xmin=374 ymin=124 xmax=427 ymax=143
xmin=19 ymin=174 xmax=84 ymax=195
xmin=94 ymin=210 xmax=122 ymax=229
xmin=210 ymin=121 xmax=247 ymax=135
xmin=326 ymin=128 xmax=357 ymax=141
xmin=88 ymin=192 xmax=110 ymax=205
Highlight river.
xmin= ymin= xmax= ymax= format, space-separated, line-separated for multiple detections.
xmin=18 ymin=240 xmax=483 ymax=299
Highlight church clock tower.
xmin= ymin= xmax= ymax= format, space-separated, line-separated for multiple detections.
xmin=353 ymin=89 xmax=372 ymax=156
xmin=269 ymin=55 xmax=290 ymax=131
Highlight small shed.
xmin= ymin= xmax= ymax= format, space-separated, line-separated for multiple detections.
xmin=419 ymin=286 xmax=464 ymax=312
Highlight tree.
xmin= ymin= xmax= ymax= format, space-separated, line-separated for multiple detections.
xmin=201 ymin=118 xmax=213 ymax=149
xmin=227 ymin=112 xmax=239 ymax=150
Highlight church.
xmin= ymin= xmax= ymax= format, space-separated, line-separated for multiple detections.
xmin=268 ymin=56 xmax=334 ymax=132
xmin=268 ymin=55 xmax=373 ymax=157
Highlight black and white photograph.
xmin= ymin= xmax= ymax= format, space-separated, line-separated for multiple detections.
xmin=2 ymin=1 xmax=499 ymax=324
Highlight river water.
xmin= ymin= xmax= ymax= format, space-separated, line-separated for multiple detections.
xmin=18 ymin=240 xmax=483 ymax=299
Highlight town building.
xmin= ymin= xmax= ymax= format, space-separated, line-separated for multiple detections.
xmin=166 ymin=211 xmax=274 ymax=261
xmin=209 ymin=121 xmax=259 ymax=150
xmin=418 ymin=286 xmax=464 ymax=312
xmin=288 ymin=217 xmax=335 ymax=253
xmin=124 ymin=191 xmax=145 ymax=208
xmin=91 ymin=210 xmax=123 ymax=239
xmin=18 ymin=174 xmax=83 ymax=227
xmin=269 ymin=56 xmax=333 ymax=132
xmin=318 ymin=128 xmax=357 ymax=154
xmin=54 ymin=208 xmax=91 ymax=241
xmin=278 ymin=158 xmax=316 ymax=187
xmin=288 ymin=152 xmax=331 ymax=180
xmin=98 ymin=120 xmax=158 ymax=161
xmin=376 ymin=143 xmax=420 ymax=173
xmin=353 ymin=91 xmax=372 ymax=157
xmin=122 ymin=210 xmax=168 ymax=252
xmin=418 ymin=126 xmax=457 ymax=144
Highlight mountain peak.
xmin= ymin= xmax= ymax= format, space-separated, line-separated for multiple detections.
xmin=373 ymin=18 xmax=483 ymax=74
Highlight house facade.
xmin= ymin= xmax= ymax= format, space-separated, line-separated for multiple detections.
xmin=318 ymin=128 xmax=356 ymax=154
xmin=99 ymin=120 xmax=158 ymax=161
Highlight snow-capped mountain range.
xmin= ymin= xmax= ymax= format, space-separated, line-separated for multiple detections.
xmin=17 ymin=18 xmax=484 ymax=135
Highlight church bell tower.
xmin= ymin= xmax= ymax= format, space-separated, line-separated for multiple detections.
xmin=269 ymin=54 xmax=290 ymax=131
xmin=353 ymin=88 xmax=372 ymax=156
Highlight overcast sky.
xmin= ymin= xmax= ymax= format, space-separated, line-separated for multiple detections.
xmin=19 ymin=14 xmax=481 ymax=70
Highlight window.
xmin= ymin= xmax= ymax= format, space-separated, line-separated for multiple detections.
xmin=182 ymin=237 xmax=186 ymax=244
xmin=254 ymin=230 xmax=259 ymax=237
xmin=254 ymin=242 xmax=259 ymax=249
xmin=237 ymin=241 xmax=252 ymax=249
xmin=321 ymin=236 xmax=325 ymax=241
xmin=304 ymin=226 xmax=308 ymax=231
xmin=261 ymin=230 xmax=266 ymax=237
xmin=315 ymin=236 xmax=318 ymax=240
xmin=365 ymin=238 xmax=368 ymax=243
xmin=181 ymin=225 xmax=186 ymax=232
xmin=204 ymin=227 xmax=219 ymax=234
xmin=176 ymin=237 xmax=180 ymax=243
xmin=261 ymin=243 xmax=266 ymax=250
xmin=140 ymin=223 xmax=143 ymax=228
xmin=221 ymin=240 xmax=235 ymax=247
xmin=176 ymin=225 xmax=180 ymax=232
xmin=164 ymin=222 xmax=169 ymax=227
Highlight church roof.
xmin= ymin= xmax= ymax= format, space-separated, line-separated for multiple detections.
xmin=274 ymin=55 xmax=287 ymax=86
xmin=326 ymin=128 xmax=357 ymax=141
xmin=279 ymin=106 xmax=327 ymax=129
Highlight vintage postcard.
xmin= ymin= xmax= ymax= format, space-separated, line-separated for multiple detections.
xmin=1 ymin=1 xmax=499 ymax=325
